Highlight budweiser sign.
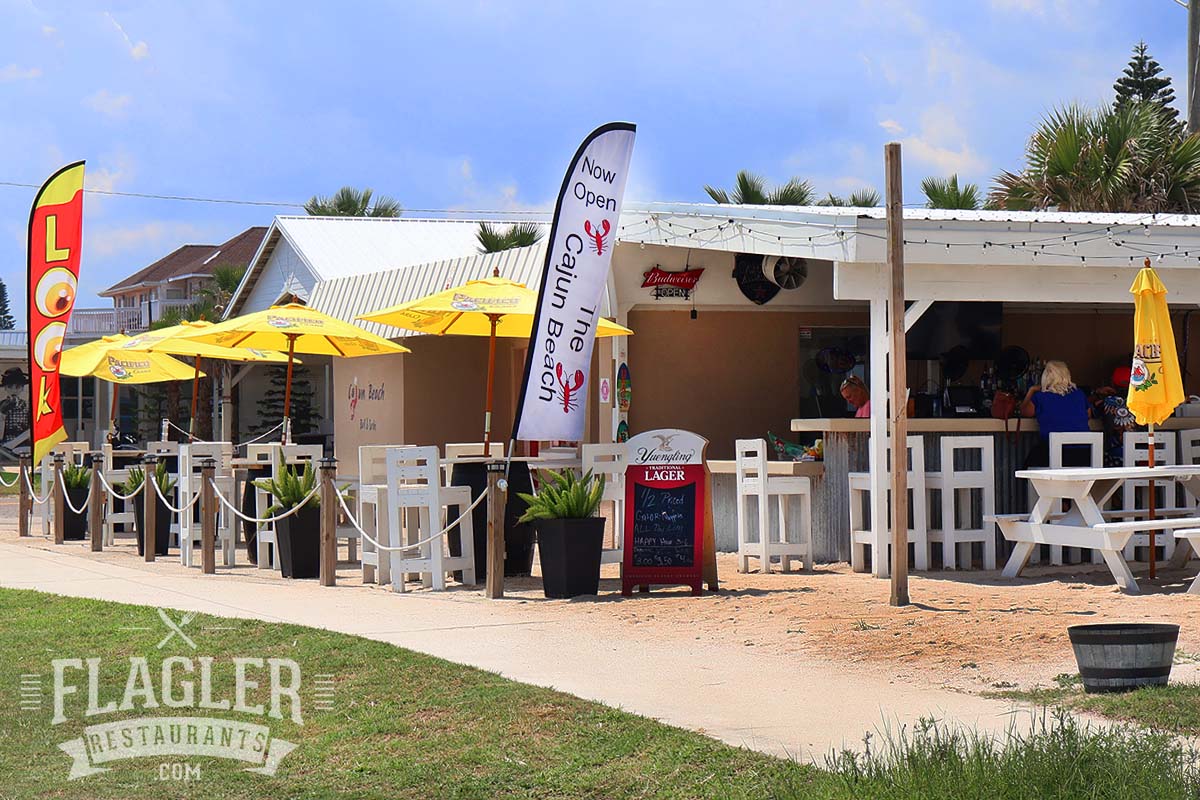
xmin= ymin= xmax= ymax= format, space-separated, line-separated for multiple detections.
xmin=641 ymin=266 xmax=703 ymax=289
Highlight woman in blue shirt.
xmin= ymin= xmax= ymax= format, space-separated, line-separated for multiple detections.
xmin=1020 ymin=360 xmax=1091 ymax=468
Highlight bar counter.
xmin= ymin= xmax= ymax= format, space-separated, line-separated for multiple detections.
xmin=789 ymin=415 xmax=1200 ymax=563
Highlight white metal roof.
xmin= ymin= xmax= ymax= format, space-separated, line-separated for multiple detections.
xmin=227 ymin=216 xmax=550 ymax=317
xmin=309 ymin=243 xmax=550 ymax=339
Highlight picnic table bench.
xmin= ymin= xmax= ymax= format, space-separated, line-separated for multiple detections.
xmin=989 ymin=465 xmax=1200 ymax=594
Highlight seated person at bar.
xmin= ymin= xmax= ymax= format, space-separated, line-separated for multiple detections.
xmin=840 ymin=375 xmax=871 ymax=418
xmin=1093 ymin=366 xmax=1138 ymax=467
xmin=1020 ymin=359 xmax=1091 ymax=468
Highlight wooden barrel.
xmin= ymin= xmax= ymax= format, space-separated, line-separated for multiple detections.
xmin=1067 ymin=623 xmax=1179 ymax=693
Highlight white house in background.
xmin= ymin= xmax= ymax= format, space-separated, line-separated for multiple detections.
xmin=223 ymin=216 xmax=548 ymax=443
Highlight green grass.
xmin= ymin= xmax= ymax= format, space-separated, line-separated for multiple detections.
xmin=990 ymin=673 xmax=1200 ymax=736
xmin=0 ymin=469 xmax=34 ymax=496
xmin=1 ymin=588 xmax=1199 ymax=799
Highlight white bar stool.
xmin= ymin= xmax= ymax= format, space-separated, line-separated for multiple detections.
xmin=848 ymin=435 xmax=928 ymax=573
xmin=735 ymin=438 xmax=812 ymax=573
xmin=926 ymin=436 xmax=996 ymax=570
xmin=385 ymin=445 xmax=475 ymax=592
xmin=178 ymin=442 xmax=236 ymax=568
xmin=248 ymin=443 xmax=323 ymax=570
xmin=1049 ymin=431 xmax=1104 ymax=566
xmin=1122 ymin=431 xmax=1179 ymax=562
xmin=358 ymin=445 xmax=393 ymax=585
xmin=582 ymin=443 xmax=626 ymax=566
xmin=101 ymin=444 xmax=137 ymax=546
xmin=40 ymin=442 xmax=88 ymax=536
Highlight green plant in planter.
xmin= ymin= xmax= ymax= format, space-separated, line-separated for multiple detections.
xmin=118 ymin=466 xmax=145 ymax=495
xmin=253 ymin=457 xmax=320 ymax=515
xmin=61 ymin=462 xmax=91 ymax=492
xmin=517 ymin=469 xmax=605 ymax=522
xmin=150 ymin=461 xmax=177 ymax=496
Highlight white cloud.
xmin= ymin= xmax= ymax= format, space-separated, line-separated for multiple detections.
xmin=105 ymin=12 xmax=149 ymax=61
xmin=900 ymin=105 xmax=987 ymax=177
xmin=83 ymin=89 xmax=132 ymax=118
xmin=989 ymin=0 xmax=1045 ymax=14
xmin=879 ymin=119 xmax=905 ymax=135
xmin=89 ymin=222 xmax=207 ymax=258
xmin=41 ymin=25 xmax=56 ymax=36
xmin=0 ymin=64 xmax=41 ymax=82
xmin=459 ymin=158 xmax=473 ymax=180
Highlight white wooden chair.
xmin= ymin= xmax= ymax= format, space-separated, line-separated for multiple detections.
xmin=1049 ymin=431 xmax=1104 ymax=566
xmin=384 ymin=445 xmax=475 ymax=591
xmin=248 ymin=443 xmax=323 ymax=570
xmin=144 ymin=441 xmax=182 ymax=548
xmin=848 ymin=436 xmax=928 ymax=573
xmin=101 ymin=444 xmax=138 ymax=546
xmin=735 ymin=438 xmax=812 ymax=573
xmin=849 ymin=436 xmax=928 ymax=573
xmin=1122 ymin=431 xmax=1180 ymax=561
xmin=927 ymin=436 xmax=996 ymax=570
xmin=582 ymin=443 xmax=627 ymax=565
xmin=1180 ymin=429 xmax=1200 ymax=506
xmin=39 ymin=441 xmax=88 ymax=536
xmin=177 ymin=442 xmax=236 ymax=568
xmin=358 ymin=444 xmax=396 ymax=586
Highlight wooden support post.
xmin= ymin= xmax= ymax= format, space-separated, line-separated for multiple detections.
xmin=18 ymin=456 xmax=30 ymax=538
xmin=885 ymin=141 xmax=910 ymax=608
xmin=52 ymin=453 xmax=65 ymax=545
xmin=319 ymin=457 xmax=337 ymax=587
xmin=88 ymin=453 xmax=103 ymax=552
xmin=200 ymin=458 xmax=216 ymax=574
xmin=485 ymin=461 xmax=507 ymax=599
xmin=144 ymin=456 xmax=158 ymax=563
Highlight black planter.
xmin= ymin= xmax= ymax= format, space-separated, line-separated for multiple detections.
xmin=62 ymin=486 xmax=89 ymax=540
xmin=535 ymin=517 xmax=605 ymax=599
xmin=1068 ymin=623 xmax=1180 ymax=693
xmin=276 ymin=505 xmax=320 ymax=579
xmin=448 ymin=462 xmax=536 ymax=580
xmin=133 ymin=493 xmax=172 ymax=556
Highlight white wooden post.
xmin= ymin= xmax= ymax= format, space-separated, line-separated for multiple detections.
xmin=869 ymin=264 xmax=890 ymax=579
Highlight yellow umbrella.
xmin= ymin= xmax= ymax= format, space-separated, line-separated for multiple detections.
xmin=120 ymin=320 xmax=293 ymax=437
xmin=359 ymin=270 xmax=632 ymax=447
xmin=179 ymin=304 xmax=410 ymax=439
xmin=60 ymin=335 xmax=205 ymax=437
xmin=1126 ymin=259 xmax=1186 ymax=579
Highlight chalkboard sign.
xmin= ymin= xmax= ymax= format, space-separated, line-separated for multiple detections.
xmin=622 ymin=429 xmax=708 ymax=596
xmin=631 ymin=482 xmax=696 ymax=568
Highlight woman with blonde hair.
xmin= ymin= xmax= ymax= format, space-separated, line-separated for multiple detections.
xmin=1021 ymin=359 xmax=1091 ymax=467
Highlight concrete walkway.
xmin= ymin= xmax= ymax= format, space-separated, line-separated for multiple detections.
xmin=0 ymin=539 xmax=1038 ymax=761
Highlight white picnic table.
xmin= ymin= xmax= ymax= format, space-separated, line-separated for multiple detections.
xmin=992 ymin=465 xmax=1200 ymax=594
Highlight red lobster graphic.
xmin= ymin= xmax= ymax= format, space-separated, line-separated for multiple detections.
xmin=555 ymin=363 xmax=585 ymax=413
xmin=583 ymin=219 xmax=610 ymax=255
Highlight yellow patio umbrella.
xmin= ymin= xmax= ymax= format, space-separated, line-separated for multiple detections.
xmin=1126 ymin=258 xmax=1186 ymax=579
xmin=359 ymin=270 xmax=632 ymax=447
xmin=60 ymin=335 xmax=205 ymax=438
xmin=119 ymin=320 xmax=292 ymax=437
xmin=178 ymin=304 xmax=410 ymax=441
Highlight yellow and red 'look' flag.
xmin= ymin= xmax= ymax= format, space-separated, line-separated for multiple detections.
xmin=28 ymin=161 xmax=85 ymax=466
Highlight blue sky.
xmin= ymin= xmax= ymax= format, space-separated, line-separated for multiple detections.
xmin=0 ymin=0 xmax=1190 ymax=323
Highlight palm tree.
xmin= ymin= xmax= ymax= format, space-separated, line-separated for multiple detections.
xmin=476 ymin=222 xmax=544 ymax=253
xmin=304 ymin=186 xmax=402 ymax=217
xmin=816 ymin=188 xmax=882 ymax=207
xmin=921 ymin=174 xmax=982 ymax=210
xmin=704 ymin=170 xmax=814 ymax=205
xmin=196 ymin=264 xmax=247 ymax=317
xmin=990 ymin=103 xmax=1200 ymax=213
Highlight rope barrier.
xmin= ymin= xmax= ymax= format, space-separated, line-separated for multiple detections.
xmin=239 ymin=422 xmax=285 ymax=448
xmin=23 ymin=468 xmax=52 ymax=505
xmin=334 ymin=484 xmax=488 ymax=553
xmin=151 ymin=475 xmax=202 ymax=516
xmin=209 ymin=481 xmax=320 ymax=525
xmin=61 ymin=482 xmax=94 ymax=516
xmin=0 ymin=470 xmax=19 ymax=488
xmin=96 ymin=471 xmax=145 ymax=502
xmin=164 ymin=419 xmax=213 ymax=443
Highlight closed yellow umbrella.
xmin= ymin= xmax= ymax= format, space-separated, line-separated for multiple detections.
xmin=179 ymin=304 xmax=410 ymax=440
xmin=60 ymin=335 xmax=205 ymax=438
xmin=359 ymin=270 xmax=632 ymax=446
xmin=1126 ymin=259 xmax=1185 ymax=579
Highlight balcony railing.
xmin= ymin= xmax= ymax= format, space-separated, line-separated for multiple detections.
xmin=66 ymin=299 xmax=199 ymax=338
